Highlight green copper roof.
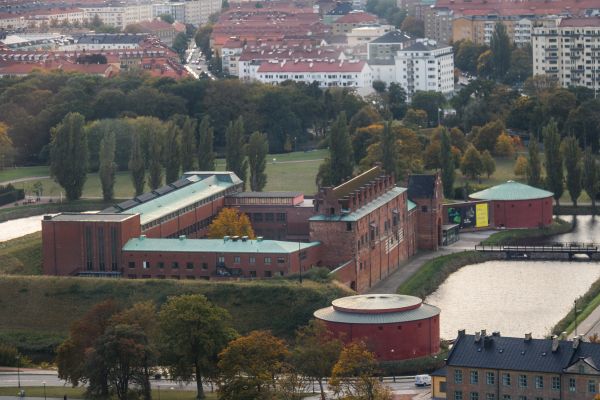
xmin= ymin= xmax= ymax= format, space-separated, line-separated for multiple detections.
xmin=470 ymin=181 xmax=553 ymax=201
xmin=309 ymin=187 xmax=407 ymax=222
xmin=125 ymin=175 xmax=240 ymax=225
xmin=407 ymin=200 xmax=416 ymax=211
xmin=123 ymin=237 xmax=320 ymax=254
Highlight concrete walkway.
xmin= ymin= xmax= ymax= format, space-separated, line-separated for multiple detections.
xmin=574 ymin=299 xmax=600 ymax=338
xmin=367 ymin=230 xmax=495 ymax=294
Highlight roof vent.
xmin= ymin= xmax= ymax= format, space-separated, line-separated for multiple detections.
xmin=524 ymin=333 xmax=532 ymax=342
xmin=257 ymin=236 xmax=264 ymax=242
xmin=223 ymin=235 xmax=230 ymax=242
xmin=43 ymin=215 xmax=53 ymax=220
xmin=179 ymin=235 xmax=186 ymax=241
xmin=140 ymin=235 xmax=146 ymax=240
xmin=242 ymin=236 xmax=248 ymax=242
xmin=232 ymin=236 xmax=239 ymax=242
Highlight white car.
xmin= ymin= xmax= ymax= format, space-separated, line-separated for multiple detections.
xmin=415 ymin=375 xmax=432 ymax=386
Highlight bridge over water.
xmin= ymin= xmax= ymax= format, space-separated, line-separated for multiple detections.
xmin=475 ymin=242 xmax=600 ymax=260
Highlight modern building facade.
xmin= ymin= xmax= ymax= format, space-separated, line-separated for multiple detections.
xmin=532 ymin=17 xmax=600 ymax=91
xmin=314 ymin=294 xmax=440 ymax=361
xmin=442 ymin=330 xmax=600 ymax=400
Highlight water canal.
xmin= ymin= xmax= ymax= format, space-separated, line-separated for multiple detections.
xmin=426 ymin=215 xmax=600 ymax=340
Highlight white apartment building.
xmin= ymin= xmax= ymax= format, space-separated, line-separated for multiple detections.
xmin=82 ymin=6 xmax=126 ymax=28
xmin=183 ymin=0 xmax=222 ymax=26
xmin=124 ymin=4 xmax=153 ymax=27
xmin=255 ymin=59 xmax=372 ymax=91
xmin=153 ymin=3 xmax=186 ymax=22
xmin=370 ymin=38 xmax=454 ymax=98
xmin=532 ymin=17 xmax=600 ymax=91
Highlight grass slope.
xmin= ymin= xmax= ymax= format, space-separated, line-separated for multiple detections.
xmin=0 ymin=275 xmax=351 ymax=359
xmin=0 ymin=232 xmax=42 ymax=275
xmin=480 ymin=218 xmax=572 ymax=245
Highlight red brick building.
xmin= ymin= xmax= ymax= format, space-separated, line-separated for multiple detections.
xmin=121 ymin=235 xmax=321 ymax=280
xmin=469 ymin=181 xmax=553 ymax=229
xmin=407 ymin=174 xmax=443 ymax=251
xmin=224 ymin=192 xmax=315 ymax=241
xmin=314 ymin=294 xmax=441 ymax=361
xmin=309 ymin=166 xmax=418 ymax=293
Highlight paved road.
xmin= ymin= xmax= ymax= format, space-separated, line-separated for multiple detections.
xmin=367 ymin=230 xmax=495 ymax=294
xmin=0 ymin=176 xmax=49 ymax=185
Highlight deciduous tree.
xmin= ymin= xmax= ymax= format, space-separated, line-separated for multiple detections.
xmin=49 ymin=112 xmax=88 ymax=201
xmin=164 ymin=122 xmax=181 ymax=183
xmin=490 ymin=22 xmax=511 ymax=79
xmin=543 ymin=120 xmax=564 ymax=206
xmin=318 ymin=112 xmax=354 ymax=187
xmin=440 ymin=127 xmax=455 ymax=198
xmin=207 ymin=208 xmax=255 ymax=239
xmin=218 ymin=330 xmax=289 ymax=399
xmin=197 ymin=116 xmax=215 ymax=171
xmin=380 ymin=121 xmax=397 ymax=178
xmin=527 ymin=137 xmax=542 ymax=187
xmin=179 ymin=116 xmax=197 ymax=172
xmin=0 ymin=122 xmax=15 ymax=170
xmin=562 ymin=136 xmax=582 ymax=207
xmin=330 ymin=341 xmax=392 ymax=400
xmin=247 ymin=131 xmax=268 ymax=191
xmin=129 ymin=131 xmax=146 ymax=196
xmin=514 ymin=155 xmax=528 ymax=177
xmin=291 ymin=320 xmax=343 ymax=400
xmin=225 ymin=117 xmax=248 ymax=188
xmin=99 ymin=131 xmax=116 ymax=201
xmin=481 ymin=150 xmax=496 ymax=178
xmin=460 ymin=145 xmax=483 ymax=181
xmin=159 ymin=295 xmax=237 ymax=400
xmin=494 ymin=132 xmax=515 ymax=157
xmin=583 ymin=146 xmax=599 ymax=213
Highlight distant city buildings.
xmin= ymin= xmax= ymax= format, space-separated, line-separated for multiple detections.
xmin=533 ymin=16 xmax=600 ymax=92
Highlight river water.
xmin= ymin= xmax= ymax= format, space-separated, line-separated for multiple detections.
xmin=426 ymin=215 xmax=600 ymax=340
xmin=426 ymin=260 xmax=600 ymax=339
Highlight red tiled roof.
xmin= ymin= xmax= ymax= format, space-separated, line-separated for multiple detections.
xmin=257 ymin=59 xmax=366 ymax=73
xmin=138 ymin=19 xmax=175 ymax=32
xmin=334 ymin=12 xmax=377 ymax=24
xmin=435 ymin=0 xmax=599 ymax=17
xmin=559 ymin=17 xmax=600 ymax=27
xmin=172 ymin=21 xmax=186 ymax=32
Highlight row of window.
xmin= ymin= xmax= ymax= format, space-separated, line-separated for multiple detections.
xmin=129 ymin=255 xmax=288 ymax=270
xmin=455 ymin=370 xmax=595 ymax=393
xmin=85 ymin=225 xmax=119 ymax=272
xmin=248 ymin=212 xmax=287 ymax=223
xmin=454 ymin=392 xmax=560 ymax=400
xmin=164 ymin=216 xmax=213 ymax=238
xmin=126 ymin=270 xmax=284 ymax=279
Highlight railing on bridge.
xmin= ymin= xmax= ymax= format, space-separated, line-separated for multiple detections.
xmin=475 ymin=242 xmax=600 ymax=253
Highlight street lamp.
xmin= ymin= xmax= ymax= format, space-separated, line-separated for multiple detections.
xmin=16 ymin=355 xmax=20 ymax=389
xmin=42 ymin=381 xmax=47 ymax=400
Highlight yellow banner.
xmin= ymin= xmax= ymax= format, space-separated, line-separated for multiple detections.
xmin=475 ymin=203 xmax=489 ymax=228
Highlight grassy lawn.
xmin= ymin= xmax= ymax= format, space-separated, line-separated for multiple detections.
xmin=0 ymin=232 xmax=42 ymax=275
xmin=0 ymin=166 xmax=49 ymax=183
xmin=3 ymin=150 xmax=327 ymax=199
xmin=480 ymin=218 xmax=573 ymax=245
xmin=0 ymin=386 xmax=217 ymax=400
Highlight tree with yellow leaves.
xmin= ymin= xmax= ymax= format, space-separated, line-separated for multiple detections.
xmin=514 ymin=155 xmax=528 ymax=178
xmin=207 ymin=208 xmax=255 ymax=239
xmin=218 ymin=330 xmax=289 ymax=399
xmin=494 ymin=132 xmax=515 ymax=158
xmin=329 ymin=341 xmax=392 ymax=400
xmin=0 ymin=122 xmax=15 ymax=170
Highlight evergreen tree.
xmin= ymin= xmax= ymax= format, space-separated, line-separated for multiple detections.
xmin=129 ymin=132 xmax=145 ymax=196
xmin=583 ymin=146 xmax=599 ymax=213
xmin=225 ymin=117 xmax=248 ymax=188
xmin=562 ymin=136 xmax=582 ymax=207
xmin=197 ymin=116 xmax=215 ymax=171
xmin=147 ymin=138 xmax=163 ymax=190
xmin=164 ymin=122 xmax=181 ymax=183
xmin=247 ymin=131 xmax=268 ymax=192
xmin=99 ymin=131 xmax=116 ymax=201
xmin=543 ymin=120 xmax=564 ymax=206
xmin=527 ymin=136 xmax=542 ymax=187
xmin=490 ymin=22 xmax=511 ymax=80
xmin=381 ymin=121 xmax=397 ymax=178
xmin=319 ymin=112 xmax=354 ymax=186
xmin=49 ymin=112 xmax=88 ymax=201
xmin=440 ymin=127 xmax=455 ymax=198
xmin=180 ymin=117 xmax=197 ymax=172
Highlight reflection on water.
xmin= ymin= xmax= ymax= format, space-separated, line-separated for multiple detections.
xmin=425 ymin=260 xmax=600 ymax=339
xmin=551 ymin=215 xmax=600 ymax=243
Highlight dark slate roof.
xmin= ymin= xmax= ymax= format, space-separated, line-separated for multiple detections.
xmin=407 ymin=174 xmax=436 ymax=199
xmin=370 ymin=30 xmax=412 ymax=44
xmin=326 ymin=2 xmax=353 ymax=15
xmin=447 ymin=334 xmax=600 ymax=374
xmin=430 ymin=366 xmax=447 ymax=377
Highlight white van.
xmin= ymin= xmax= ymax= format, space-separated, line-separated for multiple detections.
xmin=415 ymin=374 xmax=432 ymax=386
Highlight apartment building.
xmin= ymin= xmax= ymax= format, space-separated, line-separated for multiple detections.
xmin=532 ymin=17 xmax=600 ymax=91
xmin=424 ymin=6 xmax=453 ymax=45
xmin=370 ymin=38 xmax=454 ymax=98
xmin=443 ymin=330 xmax=600 ymax=400
xmin=254 ymin=59 xmax=372 ymax=90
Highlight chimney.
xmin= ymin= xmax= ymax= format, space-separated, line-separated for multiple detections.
xmin=492 ymin=331 xmax=501 ymax=337
xmin=552 ymin=335 xmax=559 ymax=352
xmin=560 ymin=331 xmax=567 ymax=340
xmin=475 ymin=331 xmax=481 ymax=342
xmin=573 ymin=336 xmax=580 ymax=349
xmin=524 ymin=333 xmax=532 ymax=342
xmin=458 ymin=329 xmax=466 ymax=338
xmin=481 ymin=329 xmax=487 ymax=337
